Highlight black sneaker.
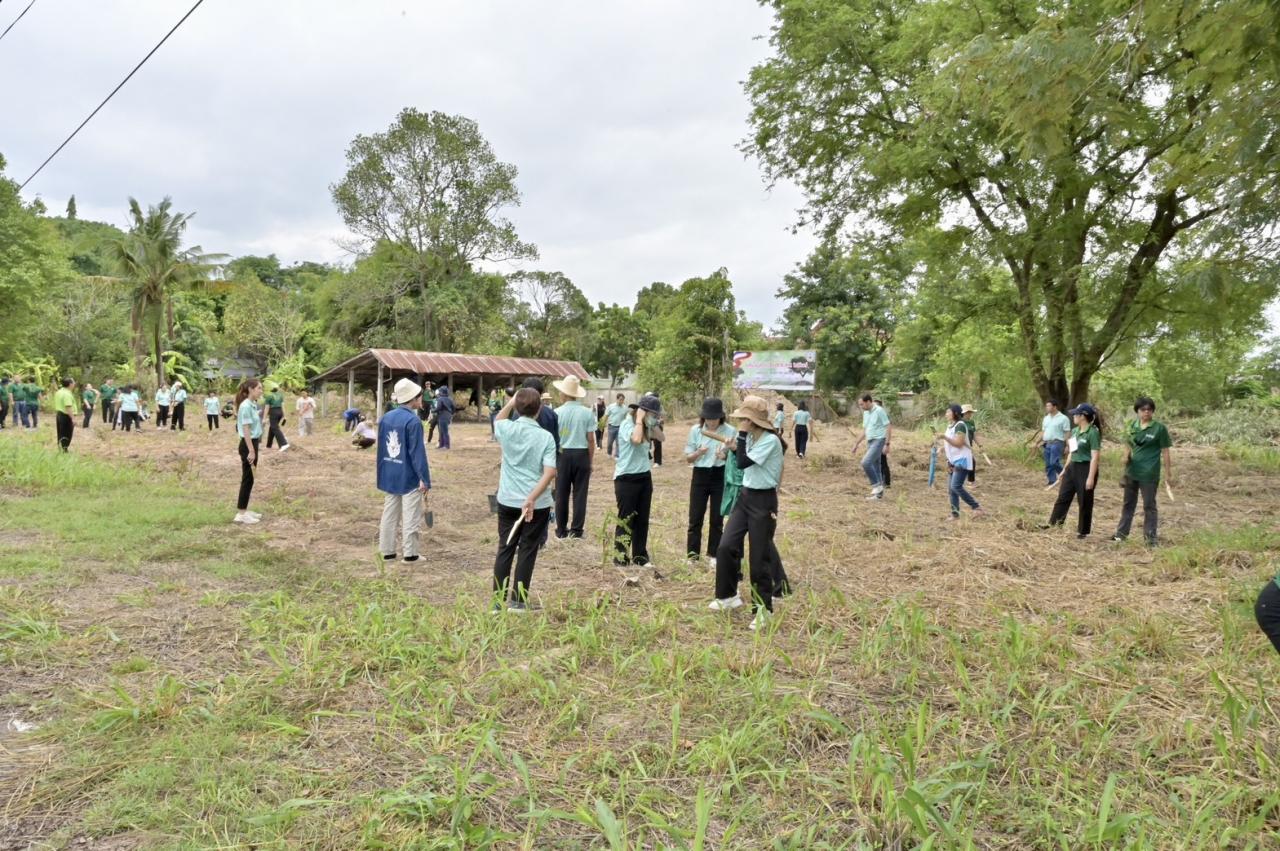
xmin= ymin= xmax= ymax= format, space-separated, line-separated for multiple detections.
xmin=1076 ymin=533 xmax=1089 ymax=540
xmin=403 ymin=555 xmax=420 ymax=563
xmin=382 ymin=553 xmax=396 ymax=561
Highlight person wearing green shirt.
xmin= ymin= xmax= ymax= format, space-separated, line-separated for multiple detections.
xmin=24 ymin=381 xmax=43 ymax=428
xmin=1112 ymin=396 xmax=1173 ymax=545
xmin=552 ymin=375 xmax=596 ymax=540
xmin=98 ymin=379 xmax=118 ymax=425
xmin=53 ymin=378 xmax=77 ymax=451
xmin=684 ymin=397 xmax=736 ymax=564
xmin=604 ymin=393 xmax=628 ymax=458
xmin=1046 ymin=403 xmax=1102 ymax=538
xmin=851 ymin=393 xmax=892 ymax=499
xmin=262 ymin=384 xmax=290 ymax=452
xmin=0 ymin=377 xmax=12 ymax=429
xmin=710 ymin=395 xmax=789 ymax=631
xmin=614 ymin=395 xmax=660 ymax=568
xmin=81 ymin=384 xmax=98 ymax=428
xmin=961 ymin=404 xmax=979 ymax=486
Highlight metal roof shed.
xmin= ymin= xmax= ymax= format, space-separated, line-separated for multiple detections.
xmin=312 ymin=348 xmax=589 ymax=416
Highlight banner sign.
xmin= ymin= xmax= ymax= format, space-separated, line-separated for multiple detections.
xmin=731 ymin=350 xmax=817 ymax=391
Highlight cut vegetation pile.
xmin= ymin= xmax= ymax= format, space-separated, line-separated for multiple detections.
xmin=2 ymin=420 xmax=1278 ymax=849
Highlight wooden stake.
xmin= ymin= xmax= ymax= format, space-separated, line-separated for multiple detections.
xmin=1164 ymin=481 xmax=1174 ymax=502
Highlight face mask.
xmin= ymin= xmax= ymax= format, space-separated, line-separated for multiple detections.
xmin=645 ymin=415 xmax=658 ymax=428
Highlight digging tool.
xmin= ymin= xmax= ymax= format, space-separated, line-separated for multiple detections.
xmin=505 ymin=514 xmax=524 ymax=545
xmin=983 ymin=452 xmax=993 ymax=467
xmin=1164 ymin=481 xmax=1175 ymax=502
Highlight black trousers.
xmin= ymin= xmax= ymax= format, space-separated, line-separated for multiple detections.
xmin=555 ymin=448 xmax=591 ymax=538
xmin=0 ymin=398 xmax=7 ymax=428
xmin=207 ymin=414 xmax=219 ymax=430
xmin=1256 ymin=580 xmax=1280 ymax=655
xmin=121 ymin=411 xmax=138 ymax=431
xmin=1115 ymin=478 xmax=1158 ymax=543
xmin=1049 ymin=460 xmax=1095 ymax=536
xmin=715 ymin=487 xmax=788 ymax=613
xmin=170 ymin=401 xmax=186 ymax=430
xmin=880 ymin=451 xmax=892 ymax=487
xmin=687 ymin=466 xmax=726 ymax=558
xmin=595 ymin=427 xmax=603 ymax=449
xmin=102 ymin=399 xmax=113 ymax=423
xmin=266 ymin=408 xmax=288 ymax=448
xmin=56 ymin=412 xmax=74 ymax=451
xmin=494 ymin=504 xmax=551 ymax=603
xmin=81 ymin=404 xmax=93 ymax=428
xmin=157 ymin=404 xmax=169 ymax=427
xmin=652 ymin=440 xmax=663 ymax=465
xmin=613 ymin=472 xmax=653 ymax=565
xmin=794 ymin=425 xmax=809 ymax=457
xmin=237 ymin=437 xmax=259 ymax=510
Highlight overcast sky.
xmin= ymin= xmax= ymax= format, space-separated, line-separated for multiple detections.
xmin=0 ymin=0 xmax=812 ymax=328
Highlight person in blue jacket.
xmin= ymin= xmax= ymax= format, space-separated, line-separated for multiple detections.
xmin=377 ymin=378 xmax=432 ymax=564
xmin=435 ymin=386 xmax=455 ymax=450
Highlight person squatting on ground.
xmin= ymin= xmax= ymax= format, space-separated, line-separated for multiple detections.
xmin=53 ymin=378 xmax=77 ymax=452
xmin=376 ymin=379 xmax=432 ymax=563
xmin=605 ymin=393 xmax=627 ymax=458
xmin=614 ymin=394 xmax=661 ymax=568
xmin=170 ymin=380 xmax=188 ymax=431
xmin=155 ymin=383 xmax=171 ymax=428
xmin=685 ymin=397 xmax=735 ymax=565
xmin=296 ymin=389 xmax=316 ymax=436
xmin=710 ymin=395 xmax=790 ymax=631
xmin=1040 ymin=399 xmax=1071 ymax=485
xmin=792 ymin=402 xmax=812 ymax=459
xmin=1112 ymin=396 xmax=1173 ymax=546
xmin=435 ymin=386 xmax=455 ymax=449
xmin=492 ymin=388 xmax=558 ymax=611
xmin=263 ymin=383 xmax=290 ymax=452
xmin=204 ymin=393 xmax=221 ymax=430
xmin=352 ymin=417 xmax=376 ymax=448
xmin=1046 ymin=403 xmax=1102 ymax=538
xmin=552 ymin=375 xmax=595 ymax=539
xmin=938 ymin=404 xmax=983 ymax=520
xmin=81 ymin=383 xmax=97 ymax=429
xmin=852 ymin=393 xmax=892 ymax=499
xmin=233 ymin=379 xmax=265 ymax=525
xmin=961 ymin=404 xmax=979 ymax=486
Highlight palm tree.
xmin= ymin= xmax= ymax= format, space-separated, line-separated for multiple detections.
xmin=111 ymin=198 xmax=221 ymax=386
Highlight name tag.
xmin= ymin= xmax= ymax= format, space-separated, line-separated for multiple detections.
xmin=1068 ymin=436 xmax=1079 ymax=453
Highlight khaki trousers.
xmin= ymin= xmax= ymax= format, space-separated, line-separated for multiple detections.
xmin=380 ymin=490 xmax=424 ymax=558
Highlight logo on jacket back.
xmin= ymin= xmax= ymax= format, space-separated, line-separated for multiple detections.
xmin=386 ymin=430 xmax=401 ymax=460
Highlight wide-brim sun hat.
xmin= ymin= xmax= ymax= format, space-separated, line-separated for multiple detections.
xmin=392 ymin=377 xmax=423 ymax=404
xmin=699 ymin=397 xmax=727 ymax=421
xmin=960 ymin=403 xmax=975 ymax=414
xmin=729 ymin=395 xmax=773 ymax=430
xmin=552 ymin=375 xmax=587 ymax=398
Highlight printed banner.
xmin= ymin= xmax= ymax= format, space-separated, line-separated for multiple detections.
xmin=731 ymin=350 xmax=817 ymax=391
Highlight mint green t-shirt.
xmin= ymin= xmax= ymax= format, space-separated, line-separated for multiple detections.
xmin=685 ymin=423 xmax=735 ymax=469
xmin=742 ymin=431 xmax=784 ymax=490
xmin=614 ymin=417 xmax=652 ymax=477
xmin=555 ymin=400 xmax=597 ymax=450
xmin=495 ymin=417 xmax=557 ymax=509
xmin=793 ymin=410 xmax=811 ymax=427
xmin=605 ymin=403 xmax=628 ymax=427
xmin=862 ymin=405 xmax=890 ymax=440
xmin=204 ymin=397 xmax=220 ymax=416
xmin=237 ymin=399 xmax=263 ymax=439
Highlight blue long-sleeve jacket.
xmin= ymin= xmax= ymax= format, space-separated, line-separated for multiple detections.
xmin=376 ymin=406 xmax=432 ymax=494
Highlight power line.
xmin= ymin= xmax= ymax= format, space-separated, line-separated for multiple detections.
xmin=0 ymin=0 xmax=37 ymax=44
xmin=19 ymin=0 xmax=207 ymax=191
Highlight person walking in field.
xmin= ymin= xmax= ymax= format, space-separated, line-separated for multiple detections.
xmin=169 ymin=380 xmax=188 ymax=431
xmin=851 ymin=393 xmax=891 ymax=500
xmin=710 ymin=395 xmax=790 ymax=631
xmin=614 ymin=394 xmax=661 ymax=568
xmin=204 ymin=393 xmax=221 ymax=430
xmin=492 ymin=387 xmax=558 ymax=611
xmin=262 ymin=383 xmax=290 ymax=452
xmin=118 ymin=385 xmax=141 ymax=432
xmin=594 ymin=395 xmax=606 ymax=449
xmin=155 ymin=383 xmax=171 ymax=429
xmin=1112 ymin=396 xmax=1173 ymax=546
xmin=233 ymin=379 xmax=265 ymax=525
xmin=99 ymin=378 xmax=117 ymax=426
xmin=552 ymin=375 xmax=595 ymax=540
xmin=81 ymin=383 xmax=98 ymax=428
xmin=53 ymin=378 xmax=77 ymax=452
xmin=295 ymin=389 xmax=317 ymax=437
xmin=434 ymin=386 xmax=455 ymax=450
xmin=605 ymin=392 xmax=628 ymax=458
xmin=938 ymin=404 xmax=983 ymax=520
xmin=874 ymin=399 xmax=892 ymax=487
xmin=685 ymin=397 xmax=735 ymax=565
xmin=377 ymin=379 xmax=432 ymax=563
xmin=24 ymin=379 xmax=43 ymax=429
xmin=1039 ymin=399 xmax=1071 ymax=485
xmin=961 ymin=404 xmax=979 ymax=487
xmin=792 ymin=401 xmax=812 ymax=459
xmin=487 ymin=388 xmax=502 ymax=441
xmin=1044 ymin=403 xmax=1102 ymax=538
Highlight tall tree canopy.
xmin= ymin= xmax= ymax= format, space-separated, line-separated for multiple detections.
xmin=0 ymin=155 xmax=71 ymax=362
xmin=509 ymin=271 xmax=594 ymax=361
xmin=638 ymin=269 xmax=754 ymax=398
xmin=747 ymin=0 xmax=1280 ymax=405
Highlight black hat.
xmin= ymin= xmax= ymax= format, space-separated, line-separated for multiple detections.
xmin=629 ymin=394 xmax=663 ymax=415
xmin=1068 ymin=403 xmax=1097 ymax=418
xmin=699 ymin=397 xmax=726 ymax=420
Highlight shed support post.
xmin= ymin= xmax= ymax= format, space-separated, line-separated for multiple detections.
xmin=347 ymin=369 xmax=355 ymax=410
xmin=376 ymin=363 xmax=384 ymax=419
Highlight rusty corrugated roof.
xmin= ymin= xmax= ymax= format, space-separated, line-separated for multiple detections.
xmin=369 ymin=349 xmax=588 ymax=378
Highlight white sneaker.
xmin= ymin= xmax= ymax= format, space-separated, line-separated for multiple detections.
xmin=247 ymin=510 xmax=262 ymax=520
xmin=708 ymin=596 xmax=743 ymax=611
xmin=872 ymin=484 xmax=885 ymax=495
xmin=708 ymin=557 xmax=717 ymax=569
xmin=866 ymin=492 xmax=883 ymax=501
xmin=279 ymin=444 xmax=290 ymax=453
xmin=233 ymin=512 xmax=260 ymax=524
xmin=749 ymin=611 xmax=770 ymax=631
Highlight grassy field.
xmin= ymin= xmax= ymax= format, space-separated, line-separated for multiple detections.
xmin=2 ymin=419 xmax=1279 ymax=849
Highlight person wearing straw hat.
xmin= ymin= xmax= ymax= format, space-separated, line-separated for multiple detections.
xmin=492 ymin=387 xmax=558 ymax=611
xmin=685 ymin=397 xmax=735 ymax=565
xmin=710 ymin=395 xmax=790 ymax=631
xmin=937 ymin=404 xmax=984 ymax=521
xmin=376 ymin=378 xmax=432 ymax=563
xmin=553 ymin=375 xmax=596 ymax=539
xmin=614 ymin=394 xmax=662 ymax=568
xmin=960 ymin=404 xmax=979 ymax=487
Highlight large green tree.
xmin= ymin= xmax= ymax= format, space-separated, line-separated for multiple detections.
xmin=509 ymin=270 xmax=594 ymax=361
xmin=330 ymin=108 xmax=536 ymax=350
xmin=586 ymin=304 xmax=646 ymax=387
xmin=637 ymin=269 xmax=749 ymax=399
xmin=0 ymin=155 xmax=72 ymax=362
xmin=746 ymin=0 xmax=1280 ymax=405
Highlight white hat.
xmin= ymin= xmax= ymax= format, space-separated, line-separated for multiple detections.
xmin=552 ymin=375 xmax=587 ymax=398
xmin=392 ymin=378 xmax=423 ymax=404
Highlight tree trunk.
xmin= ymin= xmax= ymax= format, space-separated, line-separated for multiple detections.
xmin=153 ymin=320 xmax=165 ymax=388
